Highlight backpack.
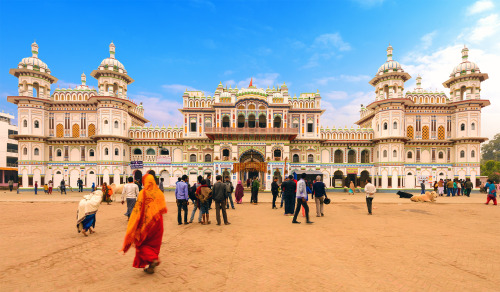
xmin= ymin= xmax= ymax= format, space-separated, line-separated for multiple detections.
xmin=189 ymin=183 xmax=198 ymax=201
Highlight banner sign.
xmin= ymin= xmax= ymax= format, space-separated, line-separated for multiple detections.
xmin=130 ymin=161 xmax=143 ymax=169
xmin=334 ymin=179 xmax=344 ymax=188
xmin=157 ymin=156 xmax=171 ymax=164
xmin=346 ymin=168 xmax=358 ymax=174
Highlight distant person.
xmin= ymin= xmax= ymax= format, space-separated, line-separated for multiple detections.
xmin=364 ymin=178 xmax=376 ymax=215
xmin=246 ymin=178 xmax=251 ymax=188
xmin=60 ymin=179 xmax=67 ymax=195
xmin=446 ymin=179 xmax=453 ymax=196
xmin=175 ymin=175 xmax=190 ymax=225
xmin=457 ymin=180 xmax=462 ymax=196
xmin=453 ymin=180 xmax=458 ymax=196
xmin=234 ymin=180 xmax=244 ymax=204
xmin=206 ymin=173 xmax=213 ymax=209
xmin=485 ymin=180 xmax=497 ymax=205
xmin=437 ymin=179 xmax=444 ymax=196
xmin=122 ymin=177 xmax=139 ymax=219
xmin=420 ymin=181 xmax=425 ymax=195
xmin=159 ymin=178 xmax=164 ymax=193
xmin=433 ymin=181 xmax=438 ymax=192
xmin=43 ymin=184 xmax=48 ymax=194
xmin=77 ymin=178 xmax=83 ymax=192
xmin=121 ymin=174 xmax=167 ymax=274
xmin=225 ymin=176 xmax=235 ymax=209
xmin=292 ymin=173 xmax=312 ymax=224
xmin=349 ymin=181 xmax=355 ymax=195
xmin=77 ymin=190 xmax=103 ymax=236
xmin=135 ymin=179 xmax=142 ymax=192
xmin=271 ymin=177 xmax=279 ymax=209
xmin=91 ymin=182 xmax=95 ymax=192
xmin=464 ymin=178 xmax=473 ymax=197
xmin=34 ymin=181 xmax=38 ymax=195
xmin=251 ymin=177 xmax=260 ymax=204
xmin=213 ymin=175 xmax=230 ymax=225
xmin=8 ymin=178 xmax=14 ymax=192
xmin=196 ymin=179 xmax=212 ymax=225
xmin=48 ymin=180 xmax=53 ymax=194
xmin=282 ymin=175 xmax=296 ymax=215
xmin=101 ymin=182 xmax=113 ymax=204
xmin=312 ymin=175 xmax=326 ymax=217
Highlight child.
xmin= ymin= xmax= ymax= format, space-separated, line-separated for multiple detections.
xmin=44 ymin=184 xmax=49 ymax=194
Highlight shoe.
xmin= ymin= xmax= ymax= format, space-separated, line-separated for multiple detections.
xmin=184 ymin=222 xmax=190 ymax=225
xmin=232 ymin=207 xmax=235 ymax=209
xmin=216 ymin=223 xmax=221 ymax=226
xmin=316 ymin=215 xmax=321 ymax=217
xmin=368 ymin=213 xmax=372 ymax=215
xmin=321 ymin=213 xmax=324 ymax=216
xmin=178 ymin=223 xmax=182 ymax=225
xmin=292 ymin=221 xmax=301 ymax=224
xmin=306 ymin=221 xmax=314 ymax=224
xmin=224 ymin=222 xmax=231 ymax=225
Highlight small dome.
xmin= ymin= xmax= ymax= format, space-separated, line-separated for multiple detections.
xmin=18 ymin=42 xmax=51 ymax=73
xmin=450 ymin=46 xmax=480 ymax=77
xmin=376 ymin=44 xmax=405 ymax=76
xmin=97 ymin=42 xmax=128 ymax=74
xmin=99 ymin=58 xmax=127 ymax=72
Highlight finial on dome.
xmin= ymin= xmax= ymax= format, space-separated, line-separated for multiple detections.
xmin=416 ymin=75 xmax=422 ymax=89
xmin=461 ymin=45 xmax=469 ymax=61
xmin=81 ymin=72 xmax=86 ymax=85
xmin=31 ymin=41 xmax=39 ymax=58
xmin=387 ymin=43 xmax=393 ymax=62
xmin=109 ymin=41 xmax=116 ymax=59
xmin=249 ymin=77 xmax=253 ymax=87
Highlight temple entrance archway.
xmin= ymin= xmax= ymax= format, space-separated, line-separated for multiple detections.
xmin=236 ymin=150 xmax=266 ymax=189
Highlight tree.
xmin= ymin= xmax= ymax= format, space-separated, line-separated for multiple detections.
xmin=481 ymin=133 xmax=500 ymax=161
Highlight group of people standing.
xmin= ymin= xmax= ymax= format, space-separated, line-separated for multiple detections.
xmin=427 ymin=178 xmax=474 ymax=197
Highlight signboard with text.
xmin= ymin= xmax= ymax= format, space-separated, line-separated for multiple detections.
xmin=130 ymin=161 xmax=143 ymax=169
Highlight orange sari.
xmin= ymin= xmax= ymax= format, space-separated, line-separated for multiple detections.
xmin=121 ymin=174 xmax=167 ymax=268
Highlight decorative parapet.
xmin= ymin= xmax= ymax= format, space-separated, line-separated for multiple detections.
xmin=128 ymin=125 xmax=183 ymax=139
xmin=320 ymin=127 xmax=374 ymax=140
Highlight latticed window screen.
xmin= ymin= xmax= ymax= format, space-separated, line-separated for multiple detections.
xmin=72 ymin=124 xmax=80 ymax=138
xmin=422 ymin=126 xmax=430 ymax=140
xmin=438 ymin=126 xmax=445 ymax=140
xmin=407 ymin=126 xmax=414 ymax=139
xmin=88 ymin=124 xmax=96 ymax=136
xmin=56 ymin=124 xmax=64 ymax=138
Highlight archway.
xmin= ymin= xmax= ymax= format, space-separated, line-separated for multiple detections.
xmin=359 ymin=170 xmax=370 ymax=188
xmin=405 ymin=172 xmax=415 ymax=189
xmin=238 ymin=115 xmax=245 ymax=128
xmin=333 ymin=170 xmax=344 ymax=188
xmin=238 ymin=150 xmax=266 ymax=189
xmin=248 ymin=114 xmax=256 ymax=128
xmin=133 ymin=170 xmax=143 ymax=185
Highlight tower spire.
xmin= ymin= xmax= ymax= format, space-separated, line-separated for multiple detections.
xmin=31 ymin=41 xmax=39 ymax=58
xmin=109 ymin=41 xmax=115 ymax=59
xmin=387 ymin=44 xmax=393 ymax=62
xmin=461 ymin=45 xmax=469 ymax=61
xmin=249 ymin=77 xmax=253 ymax=87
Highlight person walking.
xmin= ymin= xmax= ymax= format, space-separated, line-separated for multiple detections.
xmin=364 ymin=178 xmax=376 ymax=215
xmin=251 ymin=177 xmax=260 ymax=204
xmin=437 ymin=179 xmax=444 ymax=196
xmin=48 ymin=180 xmax=53 ymax=195
xmin=77 ymin=178 xmax=83 ymax=192
xmin=102 ymin=182 xmax=113 ymax=204
xmin=60 ymin=179 xmax=67 ymax=195
xmin=312 ymin=175 xmax=326 ymax=217
xmin=292 ymin=173 xmax=312 ymax=224
xmin=485 ymin=180 xmax=497 ymax=205
xmin=122 ymin=177 xmax=140 ymax=220
xmin=189 ymin=175 xmax=203 ymax=223
xmin=271 ymin=177 xmax=279 ymax=209
xmin=159 ymin=178 xmax=164 ymax=193
xmin=420 ymin=181 xmax=425 ymax=195
xmin=206 ymin=173 xmax=213 ymax=210
xmin=8 ymin=178 xmax=14 ymax=192
xmin=77 ymin=190 xmax=103 ymax=236
xmin=349 ymin=180 xmax=355 ymax=195
xmin=225 ymin=176 xmax=235 ymax=209
xmin=446 ymin=179 xmax=453 ymax=196
xmin=234 ymin=180 xmax=244 ymax=204
xmin=464 ymin=178 xmax=473 ymax=197
xmin=34 ymin=181 xmax=38 ymax=195
xmin=282 ymin=175 xmax=296 ymax=215
xmin=213 ymin=175 xmax=230 ymax=225
xmin=121 ymin=174 xmax=167 ymax=274
xmin=196 ymin=179 xmax=212 ymax=225
xmin=457 ymin=180 xmax=462 ymax=196
xmin=175 ymin=175 xmax=190 ymax=225
xmin=433 ymin=181 xmax=438 ymax=192
xmin=91 ymin=182 xmax=95 ymax=192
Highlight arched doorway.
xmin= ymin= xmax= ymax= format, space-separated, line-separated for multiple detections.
xmin=239 ymin=150 xmax=266 ymax=189
xmin=273 ymin=169 xmax=282 ymax=184
xmin=160 ymin=170 xmax=170 ymax=187
xmin=133 ymin=170 xmax=143 ymax=184
xmin=359 ymin=170 xmax=370 ymax=187
xmin=333 ymin=170 xmax=344 ymax=188
xmin=405 ymin=172 xmax=415 ymax=189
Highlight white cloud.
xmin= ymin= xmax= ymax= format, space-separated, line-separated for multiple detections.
xmin=162 ymin=84 xmax=208 ymax=95
xmin=467 ymin=0 xmax=494 ymax=15
xmin=467 ymin=14 xmax=500 ymax=43
xmin=224 ymin=73 xmax=280 ymax=89
xmin=321 ymin=91 xmax=375 ymax=128
xmin=303 ymin=33 xmax=351 ymax=68
xmin=316 ymin=74 xmax=370 ymax=85
xmin=421 ymin=31 xmax=437 ymax=50
xmin=132 ymin=92 xmax=184 ymax=127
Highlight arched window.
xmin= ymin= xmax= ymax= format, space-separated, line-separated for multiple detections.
xmin=190 ymin=154 xmax=197 ymax=162
xmin=205 ymin=154 xmax=212 ymax=162
xmin=347 ymin=150 xmax=356 ymax=163
xmin=114 ymin=121 xmax=119 ymax=128
xmin=248 ymin=114 xmax=256 ymax=128
xmin=160 ymin=149 xmax=169 ymax=155
xmin=361 ymin=150 xmax=370 ymax=163
xmin=460 ymin=124 xmax=465 ymax=131
xmin=422 ymin=126 xmax=430 ymax=139
xmin=222 ymin=116 xmax=230 ymax=128
xmin=438 ymin=126 xmax=445 ymax=140
xmin=460 ymin=150 xmax=465 ymax=158
xmin=334 ymin=150 xmax=343 ymax=163
xmin=460 ymin=86 xmax=466 ymax=100
xmin=307 ymin=154 xmax=314 ymax=163
xmin=23 ymin=147 xmax=27 ymax=155
xmin=393 ymin=149 xmax=397 ymax=158
xmin=34 ymin=148 xmax=39 ymax=156
xmin=259 ymin=115 xmax=266 ymax=128
xmin=407 ymin=151 xmax=413 ymax=159
xmin=293 ymin=154 xmax=299 ymax=163
xmin=115 ymin=148 xmax=119 ymax=156
xmin=237 ymin=115 xmax=245 ymax=128
xmin=383 ymin=150 xmax=388 ymax=158
xmin=133 ymin=148 xmax=142 ymax=155
xmin=222 ymin=149 xmax=230 ymax=157
xmin=393 ymin=121 xmax=397 ymax=130
xmin=57 ymin=149 xmax=62 ymax=157
xmin=274 ymin=116 xmax=282 ymax=128
xmin=274 ymin=149 xmax=281 ymax=158
xmin=104 ymin=148 xmax=109 ymax=155
xmin=471 ymin=150 xmax=475 ymax=158
xmin=23 ymin=120 xmax=27 ymax=127
xmin=438 ymin=151 xmax=444 ymax=159
xmin=383 ymin=122 xmax=388 ymax=130
xmin=89 ymin=149 xmax=95 ymax=157
xmin=34 ymin=120 xmax=40 ymax=128
xmin=104 ymin=120 xmax=109 ymax=125
xmin=146 ymin=148 xmax=155 ymax=155
xmin=471 ymin=123 xmax=475 ymax=131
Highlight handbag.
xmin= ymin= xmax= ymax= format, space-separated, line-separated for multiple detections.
xmin=323 ymin=195 xmax=331 ymax=205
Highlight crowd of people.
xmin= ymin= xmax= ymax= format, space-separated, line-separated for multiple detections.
xmin=421 ymin=178 xmax=475 ymax=197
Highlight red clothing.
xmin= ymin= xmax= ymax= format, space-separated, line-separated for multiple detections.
xmin=133 ymin=218 xmax=164 ymax=268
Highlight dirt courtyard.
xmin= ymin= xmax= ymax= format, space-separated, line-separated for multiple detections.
xmin=0 ymin=194 xmax=499 ymax=291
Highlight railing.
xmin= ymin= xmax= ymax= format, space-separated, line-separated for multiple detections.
xmin=205 ymin=127 xmax=298 ymax=135
xmin=7 ymin=149 xmax=18 ymax=153
xmin=7 ymin=163 xmax=18 ymax=167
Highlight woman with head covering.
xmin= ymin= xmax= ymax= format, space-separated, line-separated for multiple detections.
xmin=235 ymin=180 xmax=244 ymax=204
xmin=121 ymin=174 xmax=167 ymax=274
xmin=102 ymin=182 xmax=113 ymax=204
xmin=76 ymin=190 xmax=103 ymax=236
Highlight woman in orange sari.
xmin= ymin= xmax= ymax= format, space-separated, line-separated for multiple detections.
xmin=102 ymin=182 xmax=113 ymax=204
xmin=121 ymin=174 xmax=167 ymax=274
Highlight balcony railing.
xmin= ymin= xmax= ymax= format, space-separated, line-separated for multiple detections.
xmin=6 ymin=163 xmax=18 ymax=167
xmin=7 ymin=149 xmax=18 ymax=153
xmin=205 ymin=127 xmax=299 ymax=135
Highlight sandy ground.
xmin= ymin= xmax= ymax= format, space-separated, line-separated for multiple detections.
xmin=0 ymin=191 xmax=499 ymax=292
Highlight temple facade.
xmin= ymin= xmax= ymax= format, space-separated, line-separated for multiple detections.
xmin=8 ymin=42 xmax=490 ymax=190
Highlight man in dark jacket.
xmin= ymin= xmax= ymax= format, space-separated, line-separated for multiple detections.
xmin=464 ymin=178 xmax=473 ymax=197
xmin=206 ymin=173 xmax=213 ymax=209
xmin=271 ymin=177 xmax=280 ymax=209
xmin=312 ymin=175 xmax=326 ymax=217
xmin=213 ymin=175 xmax=230 ymax=225
xmin=225 ymin=176 xmax=235 ymax=209
xmin=282 ymin=175 xmax=296 ymax=215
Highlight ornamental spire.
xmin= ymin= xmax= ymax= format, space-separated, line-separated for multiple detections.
xmin=387 ymin=43 xmax=393 ymax=61
xmin=31 ymin=41 xmax=39 ymax=58
xmin=461 ymin=45 xmax=469 ymax=61
xmin=109 ymin=41 xmax=115 ymax=59
xmin=81 ymin=72 xmax=86 ymax=85
xmin=249 ymin=77 xmax=253 ymax=87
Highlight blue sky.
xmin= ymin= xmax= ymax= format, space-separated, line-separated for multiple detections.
xmin=1 ymin=0 xmax=499 ymax=138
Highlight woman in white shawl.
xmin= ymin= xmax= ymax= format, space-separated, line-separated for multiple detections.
xmin=77 ymin=190 xmax=103 ymax=236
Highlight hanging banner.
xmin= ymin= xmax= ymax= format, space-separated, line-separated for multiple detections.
xmin=130 ymin=161 xmax=143 ymax=169
xmin=346 ymin=168 xmax=358 ymax=174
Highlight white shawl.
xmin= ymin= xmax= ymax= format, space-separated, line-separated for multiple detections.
xmin=77 ymin=190 xmax=103 ymax=224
